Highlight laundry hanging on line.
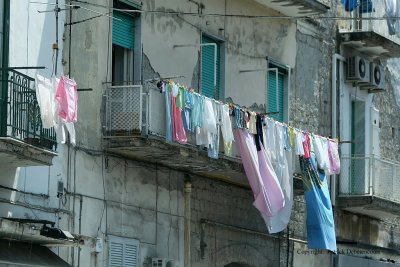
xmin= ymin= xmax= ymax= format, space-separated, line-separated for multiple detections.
xmin=159 ymin=79 xmax=340 ymax=247
xmin=35 ymin=74 xmax=78 ymax=146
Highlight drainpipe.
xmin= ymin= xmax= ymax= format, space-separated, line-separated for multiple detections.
xmin=0 ymin=0 xmax=9 ymax=136
xmin=331 ymin=53 xmax=346 ymax=205
xmin=184 ymin=181 xmax=192 ymax=267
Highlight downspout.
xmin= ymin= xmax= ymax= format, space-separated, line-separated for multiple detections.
xmin=331 ymin=53 xmax=346 ymax=205
xmin=184 ymin=181 xmax=192 ymax=267
xmin=0 ymin=0 xmax=9 ymax=136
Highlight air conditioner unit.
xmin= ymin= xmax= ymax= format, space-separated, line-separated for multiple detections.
xmin=151 ymin=258 xmax=177 ymax=267
xmin=369 ymin=62 xmax=385 ymax=90
xmin=346 ymin=56 xmax=370 ymax=84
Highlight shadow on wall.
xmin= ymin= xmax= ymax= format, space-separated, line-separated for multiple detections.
xmin=224 ymin=263 xmax=254 ymax=267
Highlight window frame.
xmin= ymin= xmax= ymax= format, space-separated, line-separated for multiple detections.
xmin=267 ymin=61 xmax=290 ymax=123
xmin=110 ymin=0 xmax=142 ymax=85
xmin=200 ymin=33 xmax=225 ymax=100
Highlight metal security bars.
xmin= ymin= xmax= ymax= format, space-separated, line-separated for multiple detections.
xmin=339 ymin=155 xmax=400 ymax=203
xmin=2 ymin=70 xmax=57 ymax=150
xmin=104 ymin=85 xmax=142 ymax=137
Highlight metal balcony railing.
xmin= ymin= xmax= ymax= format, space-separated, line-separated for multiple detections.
xmin=339 ymin=155 xmax=400 ymax=203
xmin=103 ymin=82 xmax=242 ymax=158
xmin=0 ymin=70 xmax=57 ymax=151
xmin=339 ymin=0 xmax=400 ymax=45
xmin=103 ymin=84 xmax=143 ymax=137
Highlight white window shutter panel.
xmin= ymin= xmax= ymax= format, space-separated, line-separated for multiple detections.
xmin=108 ymin=236 xmax=139 ymax=267
xmin=109 ymin=241 xmax=124 ymax=267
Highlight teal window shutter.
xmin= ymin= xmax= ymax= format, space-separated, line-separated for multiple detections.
xmin=201 ymin=35 xmax=220 ymax=99
xmin=113 ymin=11 xmax=135 ymax=50
xmin=268 ymin=70 xmax=284 ymax=122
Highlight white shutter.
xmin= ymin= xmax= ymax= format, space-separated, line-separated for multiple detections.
xmin=124 ymin=243 xmax=138 ymax=266
xmin=109 ymin=236 xmax=139 ymax=267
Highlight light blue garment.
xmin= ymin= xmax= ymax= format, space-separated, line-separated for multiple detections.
xmin=300 ymin=154 xmax=337 ymax=252
xmin=192 ymin=93 xmax=204 ymax=128
xmin=283 ymin=126 xmax=291 ymax=151
xmin=182 ymin=90 xmax=193 ymax=132
xmin=233 ymin=106 xmax=242 ymax=129
xmin=164 ymin=83 xmax=173 ymax=143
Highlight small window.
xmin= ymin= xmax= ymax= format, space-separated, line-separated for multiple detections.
xmin=112 ymin=1 xmax=138 ymax=85
xmin=108 ymin=236 xmax=139 ymax=267
xmin=201 ymin=35 xmax=222 ymax=99
xmin=267 ymin=63 xmax=288 ymax=122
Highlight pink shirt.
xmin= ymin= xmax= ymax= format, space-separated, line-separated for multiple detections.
xmin=55 ymin=76 xmax=78 ymax=123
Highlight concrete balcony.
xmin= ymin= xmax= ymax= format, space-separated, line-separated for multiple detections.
xmin=0 ymin=70 xmax=57 ymax=167
xmin=103 ymin=83 xmax=248 ymax=186
xmin=338 ymin=1 xmax=400 ymax=59
xmin=103 ymin=83 xmax=304 ymax=192
xmin=338 ymin=155 xmax=400 ymax=219
xmin=253 ymin=0 xmax=329 ymax=16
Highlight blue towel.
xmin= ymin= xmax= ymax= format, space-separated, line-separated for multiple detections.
xmin=341 ymin=0 xmax=358 ymax=12
xmin=300 ymin=155 xmax=337 ymax=252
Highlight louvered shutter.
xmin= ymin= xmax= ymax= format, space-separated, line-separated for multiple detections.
xmin=201 ymin=36 xmax=220 ymax=99
xmin=109 ymin=236 xmax=139 ymax=267
xmin=268 ymin=70 xmax=284 ymax=122
xmin=113 ymin=11 xmax=135 ymax=50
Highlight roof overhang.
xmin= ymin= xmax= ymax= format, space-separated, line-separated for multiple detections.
xmin=253 ymin=0 xmax=329 ymax=16
xmin=340 ymin=31 xmax=400 ymax=60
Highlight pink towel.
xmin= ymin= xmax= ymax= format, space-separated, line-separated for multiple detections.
xmin=55 ymin=76 xmax=78 ymax=123
xmin=234 ymin=129 xmax=284 ymax=217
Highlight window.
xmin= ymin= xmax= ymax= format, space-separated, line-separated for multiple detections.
xmin=108 ymin=236 xmax=139 ymax=267
xmin=201 ymin=35 xmax=221 ymax=99
xmin=267 ymin=63 xmax=288 ymax=122
xmin=112 ymin=1 xmax=140 ymax=85
xmin=350 ymin=100 xmax=366 ymax=194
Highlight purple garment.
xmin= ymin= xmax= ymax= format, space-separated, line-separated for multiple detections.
xmin=234 ymin=129 xmax=285 ymax=217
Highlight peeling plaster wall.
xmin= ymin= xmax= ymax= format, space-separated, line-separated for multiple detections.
xmin=142 ymin=0 xmax=296 ymax=107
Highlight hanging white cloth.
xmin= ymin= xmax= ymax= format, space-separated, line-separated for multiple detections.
xmin=36 ymin=74 xmax=57 ymax=129
xmin=196 ymin=98 xmax=217 ymax=147
xmin=261 ymin=124 xmax=293 ymax=233
xmin=220 ymin=104 xmax=234 ymax=156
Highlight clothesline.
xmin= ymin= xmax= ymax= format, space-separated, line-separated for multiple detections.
xmin=157 ymin=78 xmax=338 ymax=143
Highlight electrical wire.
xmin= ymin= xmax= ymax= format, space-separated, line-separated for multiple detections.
xmin=65 ymin=12 xmax=112 ymax=26
xmin=30 ymin=1 xmax=400 ymax=21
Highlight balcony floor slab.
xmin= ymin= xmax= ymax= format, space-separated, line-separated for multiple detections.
xmin=338 ymin=195 xmax=400 ymax=219
xmin=0 ymin=137 xmax=56 ymax=167
xmin=340 ymin=31 xmax=400 ymax=60
xmin=254 ymin=0 xmax=329 ymax=16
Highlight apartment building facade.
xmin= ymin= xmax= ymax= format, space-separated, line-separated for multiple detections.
xmin=1 ymin=0 xmax=400 ymax=266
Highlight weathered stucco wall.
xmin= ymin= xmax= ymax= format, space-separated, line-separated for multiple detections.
xmin=373 ymin=60 xmax=400 ymax=162
xmin=142 ymin=0 xmax=296 ymax=108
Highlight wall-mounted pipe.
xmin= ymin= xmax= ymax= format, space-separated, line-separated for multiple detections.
xmin=331 ymin=53 xmax=346 ymax=205
xmin=184 ymin=181 xmax=192 ymax=267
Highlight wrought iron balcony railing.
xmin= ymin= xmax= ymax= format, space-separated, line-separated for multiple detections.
xmin=0 ymin=70 xmax=57 ymax=151
xmin=339 ymin=155 xmax=400 ymax=203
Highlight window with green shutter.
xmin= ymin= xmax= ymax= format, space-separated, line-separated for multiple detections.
xmin=268 ymin=67 xmax=285 ymax=122
xmin=201 ymin=35 xmax=221 ymax=99
xmin=112 ymin=11 xmax=135 ymax=50
xmin=112 ymin=7 xmax=137 ymax=84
